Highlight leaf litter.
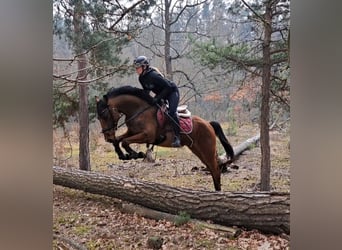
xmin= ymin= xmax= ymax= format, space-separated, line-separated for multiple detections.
xmin=53 ymin=124 xmax=290 ymax=249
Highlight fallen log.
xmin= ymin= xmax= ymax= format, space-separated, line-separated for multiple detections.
xmin=219 ymin=133 xmax=260 ymax=163
xmin=233 ymin=133 xmax=260 ymax=157
xmin=121 ymin=203 xmax=241 ymax=237
xmin=53 ymin=166 xmax=289 ymax=234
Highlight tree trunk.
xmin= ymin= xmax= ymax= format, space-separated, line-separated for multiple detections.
xmin=74 ymin=0 xmax=90 ymax=171
xmin=78 ymin=80 xmax=90 ymax=171
xmin=164 ymin=0 xmax=173 ymax=80
xmin=53 ymin=166 xmax=290 ymax=234
xmin=260 ymin=1 xmax=272 ymax=191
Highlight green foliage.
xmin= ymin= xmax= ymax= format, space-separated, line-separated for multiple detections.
xmin=226 ymin=107 xmax=238 ymax=136
xmin=53 ymin=80 xmax=109 ymax=129
xmin=191 ymin=39 xmax=261 ymax=71
xmin=190 ymin=0 xmax=290 ymax=118
xmin=53 ymin=0 xmax=155 ymax=128
xmin=53 ymin=83 xmax=79 ymax=129
xmin=174 ymin=211 xmax=191 ymax=226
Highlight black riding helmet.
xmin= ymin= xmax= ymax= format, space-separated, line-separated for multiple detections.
xmin=133 ymin=56 xmax=149 ymax=68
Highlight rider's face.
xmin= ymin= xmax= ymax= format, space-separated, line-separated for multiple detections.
xmin=135 ymin=66 xmax=143 ymax=75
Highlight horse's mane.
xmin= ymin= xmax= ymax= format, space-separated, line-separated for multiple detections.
xmin=105 ymin=85 xmax=154 ymax=105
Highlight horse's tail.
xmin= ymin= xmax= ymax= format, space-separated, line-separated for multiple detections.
xmin=209 ymin=121 xmax=235 ymax=161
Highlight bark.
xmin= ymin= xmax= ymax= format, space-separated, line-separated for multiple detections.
xmin=260 ymin=1 xmax=272 ymax=191
xmin=74 ymin=0 xmax=90 ymax=171
xmin=53 ymin=166 xmax=290 ymax=234
xmin=164 ymin=0 xmax=173 ymax=80
xmin=233 ymin=134 xmax=260 ymax=156
xmin=78 ymin=74 xmax=90 ymax=171
xmin=121 ymin=203 xmax=241 ymax=237
xmin=219 ymin=134 xmax=260 ymax=163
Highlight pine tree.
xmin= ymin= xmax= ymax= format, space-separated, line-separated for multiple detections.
xmin=191 ymin=0 xmax=290 ymax=191
xmin=53 ymin=0 xmax=155 ymax=170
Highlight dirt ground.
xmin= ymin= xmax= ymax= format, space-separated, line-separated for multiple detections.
xmin=53 ymin=123 xmax=290 ymax=249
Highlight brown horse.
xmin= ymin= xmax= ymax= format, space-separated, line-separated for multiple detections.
xmin=96 ymin=86 xmax=234 ymax=191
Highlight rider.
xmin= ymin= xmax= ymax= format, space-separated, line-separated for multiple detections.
xmin=133 ymin=55 xmax=181 ymax=147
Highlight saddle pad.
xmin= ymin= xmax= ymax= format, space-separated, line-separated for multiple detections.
xmin=179 ymin=117 xmax=193 ymax=134
xmin=157 ymin=109 xmax=193 ymax=134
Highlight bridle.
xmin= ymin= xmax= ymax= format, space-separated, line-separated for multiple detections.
xmin=100 ymin=105 xmax=152 ymax=133
xmin=99 ymin=107 xmax=120 ymax=134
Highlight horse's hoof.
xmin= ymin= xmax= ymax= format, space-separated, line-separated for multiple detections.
xmin=138 ymin=152 xmax=145 ymax=158
xmin=128 ymin=153 xmax=138 ymax=159
xmin=191 ymin=166 xmax=199 ymax=172
xmin=119 ymin=154 xmax=130 ymax=160
xmin=221 ymin=165 xmax=228 ymax=173
xmin=230 ymin=164 xmax=239 ymax=170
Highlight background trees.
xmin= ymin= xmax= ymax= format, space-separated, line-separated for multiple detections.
xmin=53 ymin=0 xmax=290 ymax=191
xmin=191 ymin=0 xmax=290 ymax=190
xmin=133 ymin=0 xmax=207 ymax=81
xmin=53 ymin=0 xmax=155 ymax=170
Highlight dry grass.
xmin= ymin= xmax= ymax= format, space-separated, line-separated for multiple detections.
xmin=53 ymin=121 xmax=290 ymax=192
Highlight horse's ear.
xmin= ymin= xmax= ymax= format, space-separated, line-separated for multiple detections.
xmin=95 ymin=96 xmax=100 ymax=102
xmin=103 ymin=94 xmax=108 ymax=103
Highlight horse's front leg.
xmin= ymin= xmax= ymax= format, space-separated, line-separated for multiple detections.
xmin=121 ymin=143 xmax=145 ymax=159
xmin=112 ymin=132 xmax=131 ymax=160
xmin=115 ymin=132 xmax=144 ymax=160
xmin=112 ymin=139 xmax=127 ymax=160
xmin=121 ymin=132 xmax=150 ymax=159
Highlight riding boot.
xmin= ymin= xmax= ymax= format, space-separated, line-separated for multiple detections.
xmin=171 ymin=115 xmax=181 ymax=147
xmin=172 ymin=134 xmax=181 ymax=147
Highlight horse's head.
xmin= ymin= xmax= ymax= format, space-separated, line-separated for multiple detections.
xmin=95 ymin=96 xmax=120 ymax=143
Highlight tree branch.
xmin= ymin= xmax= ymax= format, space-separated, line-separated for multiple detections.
xmin=170 ymin=0 xmax=207 ymax=26
xmin=240 ymin=0 xmax=266 ymax=24
xmin=108 ymin=0 xmax=147 ymax=30
xmin=53 ymin=65 xmax=129 ymax=84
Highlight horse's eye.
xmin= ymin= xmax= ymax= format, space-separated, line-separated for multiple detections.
xmin=99 ymin=109 xmax=108 ymax=117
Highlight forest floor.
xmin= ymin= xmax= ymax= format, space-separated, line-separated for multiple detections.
xmin=53 ymin=122 xmax=290 ymax=249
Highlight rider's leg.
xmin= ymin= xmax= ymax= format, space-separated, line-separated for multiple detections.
xmin=167 ymin=90 xmax=181 ymax=147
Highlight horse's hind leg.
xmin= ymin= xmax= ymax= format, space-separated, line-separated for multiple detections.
xmin=189 ymin=145 xmax=221 ymax=191
xmin=208 ymin=162 xmax=221 ymax=191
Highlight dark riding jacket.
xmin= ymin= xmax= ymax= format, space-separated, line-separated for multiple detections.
xmin=138 ymin=68 xmax=177 ymax=103
xmin=139 ymin=67 xmax=181 ymax=136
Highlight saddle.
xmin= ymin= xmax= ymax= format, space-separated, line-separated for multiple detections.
xmin=157 ymin=104 xmax=193 ymax=134
xmin=176 ymin=105 xmax=191 ymax=118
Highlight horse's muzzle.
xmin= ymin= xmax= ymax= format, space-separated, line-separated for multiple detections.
xmin=105 ymin=138 xmax=115 ymax=143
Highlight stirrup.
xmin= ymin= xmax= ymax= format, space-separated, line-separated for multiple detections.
xmin=172 ymin=136 xmax=181 ymax=147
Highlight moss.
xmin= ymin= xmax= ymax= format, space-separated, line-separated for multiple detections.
xmin=55 ymin=213 xmax=80 ymax=226
xmin=174 ymin=211 xmax=191 ymax=226
xmin=196 ymin=239 xmax=215 ymax=248
xmin=73 ymin=225 xmax=92 ymax=236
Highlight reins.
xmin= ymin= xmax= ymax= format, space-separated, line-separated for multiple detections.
xmin=101 ymin=126 xmax=116 ymax=133
xmin=116 ymin=105 xmax=152 ymax=129
xmin=100 ymin=108 xmax=116 ymax=133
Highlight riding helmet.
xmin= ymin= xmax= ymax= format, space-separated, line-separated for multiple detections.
xmin=133 ymin=56 xmax=149 ymax=68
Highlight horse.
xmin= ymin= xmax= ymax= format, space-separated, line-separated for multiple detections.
xmin=95 ymin=86 xmax=235 ymax=191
